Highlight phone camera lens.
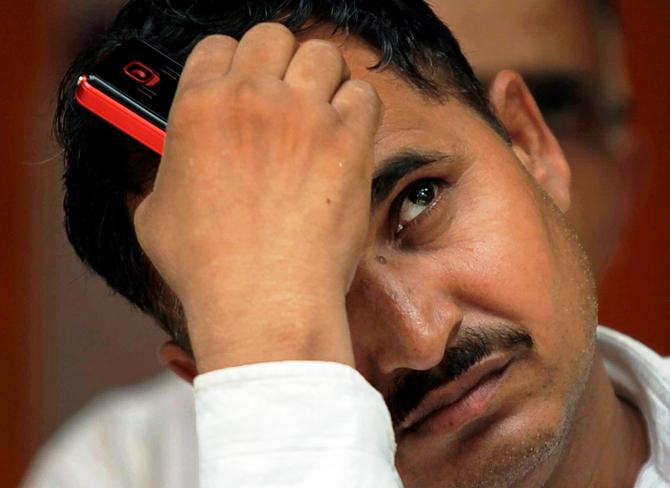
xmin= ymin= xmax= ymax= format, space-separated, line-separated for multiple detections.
xmin=123 ymin=61 xmax=161 ymax=87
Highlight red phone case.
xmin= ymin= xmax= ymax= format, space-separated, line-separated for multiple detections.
xmin=76 ymin=75 xmax=166 ymax=155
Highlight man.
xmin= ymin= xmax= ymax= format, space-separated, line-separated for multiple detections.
xmin=24 ymin=1 xmax=669 ymax=487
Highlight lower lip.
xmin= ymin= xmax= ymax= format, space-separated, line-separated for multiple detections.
xmin=407 ymin=364 xmax=510 ymax=438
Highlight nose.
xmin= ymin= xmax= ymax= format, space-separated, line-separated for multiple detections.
xmin=346 ymin=254 xmax=463 ymax=380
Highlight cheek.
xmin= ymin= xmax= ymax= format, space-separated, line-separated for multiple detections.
xmin=437 ymin=159 xmax=593 ymax=363
xmin=442 ymin=162 xmax=557 ymax=325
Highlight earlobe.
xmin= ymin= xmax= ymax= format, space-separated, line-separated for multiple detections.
xmin=488 ymin=70 xmax=572 ymax=212
xmin=159 ymin=341 xmax=198 ymax=384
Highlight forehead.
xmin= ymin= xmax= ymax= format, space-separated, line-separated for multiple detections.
xmin=431 ymin=0 xmax=599 ymax=78
xmin=297 ymin=26 xmax=487 ymax=162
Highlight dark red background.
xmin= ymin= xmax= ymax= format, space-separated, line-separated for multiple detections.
xmin=1 ymin=1 xmax=668 ymax=486
xmin=599 ymin=1 xmax=670 ymax=355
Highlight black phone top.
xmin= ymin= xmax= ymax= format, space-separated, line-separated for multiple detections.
xmin=87 ymin=39 xmax=182 ymax=130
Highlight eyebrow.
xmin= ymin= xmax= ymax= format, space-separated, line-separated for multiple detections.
xmin=371 ymin=149 xmax=456 ymax=208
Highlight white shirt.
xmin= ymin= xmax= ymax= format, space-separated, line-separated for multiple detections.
xmin=24 ymin=326 xmax=670 ymax=487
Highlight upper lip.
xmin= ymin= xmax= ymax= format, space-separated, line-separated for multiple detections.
xmin=396 ymin=352 xmax=515 ymax=435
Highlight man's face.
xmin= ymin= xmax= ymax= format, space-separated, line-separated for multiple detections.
xmin=321 ymin=33 xmax=599 ymax=488
xmin=431 ymin=0 xmax=634 ymax=281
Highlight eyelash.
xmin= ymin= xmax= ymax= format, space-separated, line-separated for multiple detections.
xmin=391 ymin=178 xmax=447 ymax=238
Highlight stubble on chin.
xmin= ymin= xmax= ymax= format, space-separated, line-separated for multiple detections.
xmin=399 ymin=417 xmax=570 ymax=488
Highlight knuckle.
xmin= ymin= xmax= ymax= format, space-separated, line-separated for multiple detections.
xmin=174 ymin=77 xmax=282 ymax=128
xmin=245 ymin=22 xmax=294 ymax=42
xmin=174 ymin=85 xmax=206 ymax=115
xmin=188 ymin=34 xmax=236 ymax=65
xmin=347 ymin=79 xmax=379 ymax=101
xmin=300 ymin=39 xmax=343 ymax=65
xmin=171 ymin=84 xmax=220 ymax=128
xmin=228 ymin=78 xmax=289 ymax=121
xmin=230 ymin=78 xmax=261 ymax=104
xmin=193 ymin=34 xmax=234 ymax=51
xmin=341 ymin=80 xmax=383 ymax=121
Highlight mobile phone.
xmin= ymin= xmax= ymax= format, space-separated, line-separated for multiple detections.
xmin=75 ymin=39 xmax=182 ymax=155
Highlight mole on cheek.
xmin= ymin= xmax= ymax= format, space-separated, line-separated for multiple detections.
xmin=376 ymin=255 xmax=387 ymax=265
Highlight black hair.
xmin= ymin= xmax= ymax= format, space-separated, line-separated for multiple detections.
xmin=56 ymin=0 xmax=507 ymax=352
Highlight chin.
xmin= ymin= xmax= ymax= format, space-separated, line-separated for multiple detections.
xmin=395 ymin=392 xmax=575 ymax=488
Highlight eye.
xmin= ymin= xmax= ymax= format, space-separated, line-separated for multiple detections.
xmin=395 ymin=179 xmax=442 ymax=234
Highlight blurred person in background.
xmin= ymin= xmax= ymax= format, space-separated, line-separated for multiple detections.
xmin=23 ymin=0 xmax=654 ymax=487
xmin=437 ymin=0 xmax=637 ymax=282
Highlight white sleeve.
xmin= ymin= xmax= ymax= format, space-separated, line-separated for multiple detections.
xmin=22 ymin=374 xmax=199 ymax=488
xmin=194 ymin=360 xmax=403 ymax=488
xmin=21 ymin=397 xmax=142 ymax=488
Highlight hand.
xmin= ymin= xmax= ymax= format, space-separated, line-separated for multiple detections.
xmin=133 ymin=23 xmax=383 ymax=372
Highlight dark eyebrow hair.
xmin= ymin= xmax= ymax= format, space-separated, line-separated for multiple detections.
xmin=371 ymin=149 xmax=456 ymax=207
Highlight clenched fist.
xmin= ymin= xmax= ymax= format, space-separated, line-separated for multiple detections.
xmin=133 ymin=23 xmax=383 ymax=372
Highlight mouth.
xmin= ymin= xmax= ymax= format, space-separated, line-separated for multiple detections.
xmin=395 ymin=353 xmax=515 ymax=438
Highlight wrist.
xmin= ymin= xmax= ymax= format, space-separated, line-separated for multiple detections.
xmin=186 ymin=294 xmax=355 ymax=373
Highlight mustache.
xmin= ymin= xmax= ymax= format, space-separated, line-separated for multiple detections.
xmin=385 ymin=325 xmax=534 ymax=428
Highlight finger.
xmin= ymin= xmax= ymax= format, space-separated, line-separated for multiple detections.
xmin=331 ymin=80 xmax=384 ymax=139
xmin=176 ymin=35 xmax=238 ymax=98
xmin=283 ymin=39 xmax=350 ymax=102
xmin=230 ymin=22 xmax=298 ymax=79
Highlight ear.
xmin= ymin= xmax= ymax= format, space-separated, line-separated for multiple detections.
xmin=159 ymin=341 xmax=198 ymax=384
xmin=488 ymin=70 xmax=571 ymax=212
